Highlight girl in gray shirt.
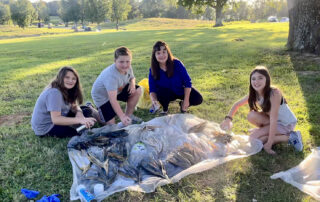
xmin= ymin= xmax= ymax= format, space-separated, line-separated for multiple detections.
xmin=31 ymin=66 xmax=96 ymax=137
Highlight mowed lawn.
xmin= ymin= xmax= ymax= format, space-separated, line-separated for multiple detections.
xmin=0 ymin=19 xmax=319 ymax=201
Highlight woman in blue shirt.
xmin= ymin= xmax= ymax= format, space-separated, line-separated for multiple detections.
xmin=148 ymin=41 xmax=203 ymax=114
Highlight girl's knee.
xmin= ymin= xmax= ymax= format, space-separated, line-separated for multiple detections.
xmin=247 ymin=111 xmax=257 ymax=123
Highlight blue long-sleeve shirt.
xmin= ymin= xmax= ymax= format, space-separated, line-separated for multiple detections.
xmin=149 ymin=59 xmax=192 ymax=96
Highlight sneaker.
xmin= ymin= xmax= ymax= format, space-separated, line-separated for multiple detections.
xmin=129 ymin=114 xmax=143 ymax=124
xmin=159 ymin=110 xmax=168 ymax=116
xmin=288 ymin=131 xmax=303 ymax=152
xmin=149 ymin=103 xmax=160 ymax=114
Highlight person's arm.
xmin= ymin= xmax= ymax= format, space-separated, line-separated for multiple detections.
xmin=177 ymin=60 xmax=192 ymax=89
xmin=128 ymin=77 xmax=136 ymax=94
xmin=107 ymin=90 xmax=131 ymax=125
xmin=220 ymin=95 xmax=249 ymax=131
xmin=50 ymin=111 xmax=96 ymax=128
xmin=47 ymin=89 xmax=96 ymax=128
xmin=182 ymin=87 xmax=191 ymax=111
xmin=263 ymin=89 xmax=281 ymax=154
xmin=148 ymin=69 xmax=159 ymax=106
xmin=128 ymin=67 xmax=136 ymax=94
xmin=176 ymin=60 xmax=192 ymax=111
xmin=72 ymin=103 xmax=85 ymax=119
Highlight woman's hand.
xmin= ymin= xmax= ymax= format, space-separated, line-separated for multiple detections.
xmin=181 ymin=100 xmax=189 ymax=112
xmin=220 ymin=119 xmax=233 ymax=131
xmin=79 ymin=117 xmax=96 ymax=129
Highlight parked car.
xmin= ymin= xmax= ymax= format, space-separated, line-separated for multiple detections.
xmin=280 ymin=17 xmax=289 ymax=22
xmin=267 ymin=16 xmax=278 ymax=22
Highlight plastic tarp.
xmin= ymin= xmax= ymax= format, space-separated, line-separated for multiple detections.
xmin=68 ymin=114 xmax=263 ymax=201
xmin=271 ymin=147 xmax=320 ymax=200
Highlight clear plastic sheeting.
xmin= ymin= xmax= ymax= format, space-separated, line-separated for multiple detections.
xmin=271 ymin=147 xmax=320 ymax=200
xmin=68 ymin=114 xmax=263 ymax=201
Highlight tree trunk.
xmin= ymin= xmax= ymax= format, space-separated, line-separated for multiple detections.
xmin=287 ymin=0 xmax=320 ymax=55
xmin=214 ymin=6 xmax=223 ymax=27
xmin=116 ymin=19 xmax=119 ymax=30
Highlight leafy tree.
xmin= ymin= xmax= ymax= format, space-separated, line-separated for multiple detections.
xmin=0 ymin=2 xmax=11 ymax=24
xmin=248 ymin=0 xmax=288 ymax=22
xmin=85 ymin=0 xmax=111 ymax=28
xmin=10 ymin=0 xmax=35 ymax=28
xmin=139 ymin=0 xmax=166 ymax=18
xmin=111 ymin=0 xmax=131 ymax=30
xmin=35 ymin=0 xmax=50 ymax=26
xmin=59 ymin=0 xmax=70 ymax=26
xmin=127 ymin=0 xmax=142 ymax=19
xmin=287 ymin=0 xmax=320 ymax=55
xmin=68 ymin=0 xmax=81 ymax=27
xmin=178 ymin=0 xmax=228 ymax=27
xmin=47 ymin=1 xmax=59 ymax=16
xmin=224 ymin=1 xmax=249 ymax=21
xmin=203 ymin=6 xmax=215 ymax=20
xmin=79 ymin=0 xmax=86 ymax=27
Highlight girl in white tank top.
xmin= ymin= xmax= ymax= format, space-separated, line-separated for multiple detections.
xmin=220 ymin=66 xmax=303 ymax=155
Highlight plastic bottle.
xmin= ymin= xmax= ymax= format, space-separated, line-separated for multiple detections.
xmin=76 ymin=125 xmax=86 ymax=133
xmin=77 ymin=184 xmax=96 ymax=202
xmin=117 ymin=122 xmax=125 ymax=128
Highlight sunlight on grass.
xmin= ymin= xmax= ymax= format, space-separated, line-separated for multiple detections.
xmin=0 ymin=19 xmax=318 ymax=201
xmin=10 ymin=49 xmax=114 ymax=81
xmin=0 ymin=29 xmax=117 ymax=44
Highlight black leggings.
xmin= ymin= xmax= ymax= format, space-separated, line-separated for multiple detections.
xmin=46 ymin=106 xmax=93 ymax=138
xmin=156 ymin=87 xmax=203 ymax=111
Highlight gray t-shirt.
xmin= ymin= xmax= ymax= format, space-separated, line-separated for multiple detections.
xmin=31 ymin=88 xmax=71 ymax=136
xmin=91 ymin=63 xmax=135 ymax=107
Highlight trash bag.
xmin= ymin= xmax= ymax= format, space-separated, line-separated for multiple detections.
xmin=137 ymin=78 xmax=151 ymax=109
xmin=271 ymin=147 xmax=320 ymax=200
xmin=68 ymin=114 xmax=263 ymax=201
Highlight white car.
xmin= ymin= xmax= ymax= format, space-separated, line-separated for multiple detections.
xmin=280 ymin=17 xmax=289 ymax=22
xmin=267 ymin=16 xmax=278 ymax=22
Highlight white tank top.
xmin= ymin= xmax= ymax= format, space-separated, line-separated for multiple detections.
xmin=257 ymin=97 xmax=297 ymax=126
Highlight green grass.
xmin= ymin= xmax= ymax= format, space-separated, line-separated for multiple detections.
xmin=0 ymin=25 xmax=74 ymax=39
xmin=0 ymin=19 xmax=319 ymax=201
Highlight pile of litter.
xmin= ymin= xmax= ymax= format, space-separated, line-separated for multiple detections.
xmin=68 ymin=114 xmax=263 ymax=201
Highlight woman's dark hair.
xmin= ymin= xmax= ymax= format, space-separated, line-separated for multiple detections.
xmin=51 ymin=66 xmax=83 ymax=104
xmin=248 ymin=66 xmax=272 ymax=112
xmin=151 ymin=41 xmax=174 ymax=80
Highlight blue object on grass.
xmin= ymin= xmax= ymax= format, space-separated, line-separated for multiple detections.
xmin=37 ymin=194 xmax=61 ymax=202
xmin=21 ymin=188 xmax=40 ymax=199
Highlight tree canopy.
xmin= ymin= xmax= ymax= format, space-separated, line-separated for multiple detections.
xmin=111 ymin=0 xmax=131 ymax=30
xmin=0 ymin=2 xmax=11 ymax=24
xmin=178 ymin=0 xmax=228 ymax=26
xmin=10 ymin=0 xmax=35 ymax=28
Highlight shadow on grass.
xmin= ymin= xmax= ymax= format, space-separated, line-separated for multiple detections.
xmin=289 ymin=52 xmax=320 ymax=147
